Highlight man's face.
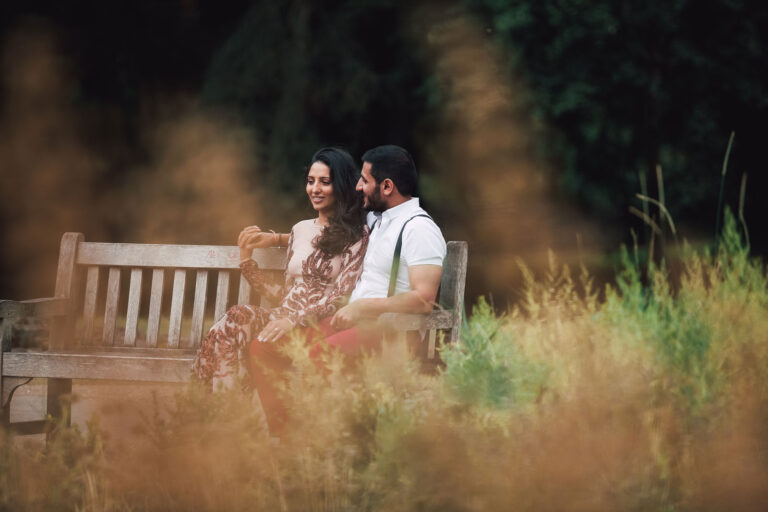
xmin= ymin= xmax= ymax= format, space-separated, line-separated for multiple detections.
xmin=356 ymin=162 xmax=387 ymax=212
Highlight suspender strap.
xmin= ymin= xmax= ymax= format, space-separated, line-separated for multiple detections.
xmin=388 ymin=214 xmax=432 ymax=297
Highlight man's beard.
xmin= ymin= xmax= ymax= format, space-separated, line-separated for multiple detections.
xmin=364 ymin=187 xmax=387 ymax=212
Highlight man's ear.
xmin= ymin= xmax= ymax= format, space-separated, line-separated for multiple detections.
xmin=381 ymin=178 xmax=395 ymax=197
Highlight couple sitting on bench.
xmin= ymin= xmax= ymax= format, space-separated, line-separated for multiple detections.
xmin=192 ymin=144 xmax=446 ymax=431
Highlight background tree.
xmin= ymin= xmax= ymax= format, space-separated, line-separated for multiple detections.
xmin=466 ymin=0 xmax=768 ymax=247
xmin=201 ymin=0 xmax=436 ymax=212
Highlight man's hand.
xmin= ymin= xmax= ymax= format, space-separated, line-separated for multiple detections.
xmin=256 ymin=318 xmax=294 ymax=343
xmin=330 ymin=301 xmax=367 ymax=330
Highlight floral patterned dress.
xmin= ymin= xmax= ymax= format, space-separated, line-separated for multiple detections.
xmin=192 ymin=219 xmax=368 ymax=390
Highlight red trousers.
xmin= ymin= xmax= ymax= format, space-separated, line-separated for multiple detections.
xmin=247 ymin=317 xmax=380 ymax=433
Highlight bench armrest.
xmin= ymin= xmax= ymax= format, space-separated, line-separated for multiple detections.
xmin=376 ymin=310 xmax=455 ymax=331
xmin=0 ymin=298 xmax=72 ymax=319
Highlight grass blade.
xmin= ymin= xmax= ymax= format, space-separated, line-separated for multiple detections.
xmin=738 ymin=172 xmax=749 ymax=248
xmin=721 ymin=131 xmax=735 ymax=177
xmin=655 ymin=164 xmax=665 ymax=211
xmin=629 ymin=206 xmax=662 ymax=236
xmin=630 ymin=228 xmax=640 ymax=269
xmin=638 ymin=170 xmax=650 ymax=241
xmin=714 ymin=131 xmax=736 ymax=250
xmin=636 ymin=193 xmax=677 ymax=236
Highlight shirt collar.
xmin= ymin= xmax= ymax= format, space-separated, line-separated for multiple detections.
xmin=381 ymin=197 xmax=420 ymax=222
xmin=366 ymin=197 xmax=420 ymax=227
xmin=366 ymin=211 xmax=383 ymax=229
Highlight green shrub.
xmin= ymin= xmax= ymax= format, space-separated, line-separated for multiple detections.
xmin=440 ymin=297 xmax=548 ymax=409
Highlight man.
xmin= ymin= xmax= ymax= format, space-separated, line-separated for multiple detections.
xmin=329 ymin=145 xmax=446 ymax=336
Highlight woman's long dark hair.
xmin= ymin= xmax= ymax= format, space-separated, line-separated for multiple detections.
xmin=309 ymin=147 xmax=365 ymax=255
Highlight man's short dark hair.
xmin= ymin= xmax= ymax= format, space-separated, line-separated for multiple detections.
xmin=361 ymin=145 xmax=418 ymax=197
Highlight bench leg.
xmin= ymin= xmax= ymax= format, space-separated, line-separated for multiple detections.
xmin=1 ymin=376 xmax=51 ymax=435
xmin=46 ymin=378 xmax=72 ymax=441
xmin=427 ymin=329 xmax=437 ymax=359
xmin=1 ymin=378 xmax=75 ymax=437
xmin=2 ymin=376 xmax=32 ymax=424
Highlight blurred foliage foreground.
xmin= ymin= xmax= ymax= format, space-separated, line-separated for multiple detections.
xmin=1 ymin=213 xmax=767 ymax=512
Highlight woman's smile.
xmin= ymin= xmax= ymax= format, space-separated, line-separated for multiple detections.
xmin=306 ymin=161 xmax=336 ymax=214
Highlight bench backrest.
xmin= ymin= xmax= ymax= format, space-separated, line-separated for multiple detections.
xmin=52 ymin=233 xmax=466 ymax=350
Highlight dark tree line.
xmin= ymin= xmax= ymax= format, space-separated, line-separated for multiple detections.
xmin=468 ymin=0 xmax=768 ymax=248
xmin=2 ymin=0 xmax=767 ymax=249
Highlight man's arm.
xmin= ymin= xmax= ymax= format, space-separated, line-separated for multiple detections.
xmin=330 ymin=264 xmax=442 ymax=329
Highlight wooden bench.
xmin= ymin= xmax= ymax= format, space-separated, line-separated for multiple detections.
xmin=1 ymin=233 xmax=467 ymax=436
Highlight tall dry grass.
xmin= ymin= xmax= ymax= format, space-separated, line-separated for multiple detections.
xmin=0 ymin=23 xmax=279 ymax=300
xmin=2 ymin=212 xmax=767 ymax=511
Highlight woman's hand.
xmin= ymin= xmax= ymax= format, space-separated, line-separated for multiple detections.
xmin=257 ymin=318 xmax=294 ymax=343
xmin=238 ymin=225 xmax=277 ymax=260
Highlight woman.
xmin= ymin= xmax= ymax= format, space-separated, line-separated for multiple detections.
xmin=192 ymin=147 xmax=368 ymax=398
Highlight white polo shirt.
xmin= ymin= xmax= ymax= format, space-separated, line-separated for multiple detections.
xmin=349 ymin=197 xmax=446 ymax=301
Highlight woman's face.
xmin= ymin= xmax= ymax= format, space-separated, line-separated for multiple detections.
xmin=306 ymin=161 xmax=336 ymax=214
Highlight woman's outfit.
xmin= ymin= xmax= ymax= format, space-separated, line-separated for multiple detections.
xmin=192 ymin=219 xmax=368 ymax=392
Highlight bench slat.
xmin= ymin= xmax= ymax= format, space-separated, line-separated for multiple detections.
xmin=102 ymin=268 xmax=121 ymax=345
xmin=51 ymin=233 xmax=84 ymax=349
xmin=77 ymin=243 xmax=286 ymax=270
xmin=439 ymin=242 xmax=468 ymax=312
xmin=3 ymin=351 xmax=194 ymax=383
xmin=439 ymin=241 xmax=468 ymax=343
xmin=82 ymin=267 xmax=99 ymax=343
xmin=237 ymin=274 xmax=251 ymax=306
xmin=188 ymin=270 xmax=208 ymax=348
xmin=167 ymin=270 xmax=186 ymax=348
xmin=214 ymin=270 xmax=230 ymax=322
xmin=123 ymin=269 xmax=143 ymax=346
xmin=146 ymin=269 xmax=164 ymax=347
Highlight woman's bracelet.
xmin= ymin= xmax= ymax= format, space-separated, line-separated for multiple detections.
xmin=262 ymin=231 xmax=286 ymax=248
